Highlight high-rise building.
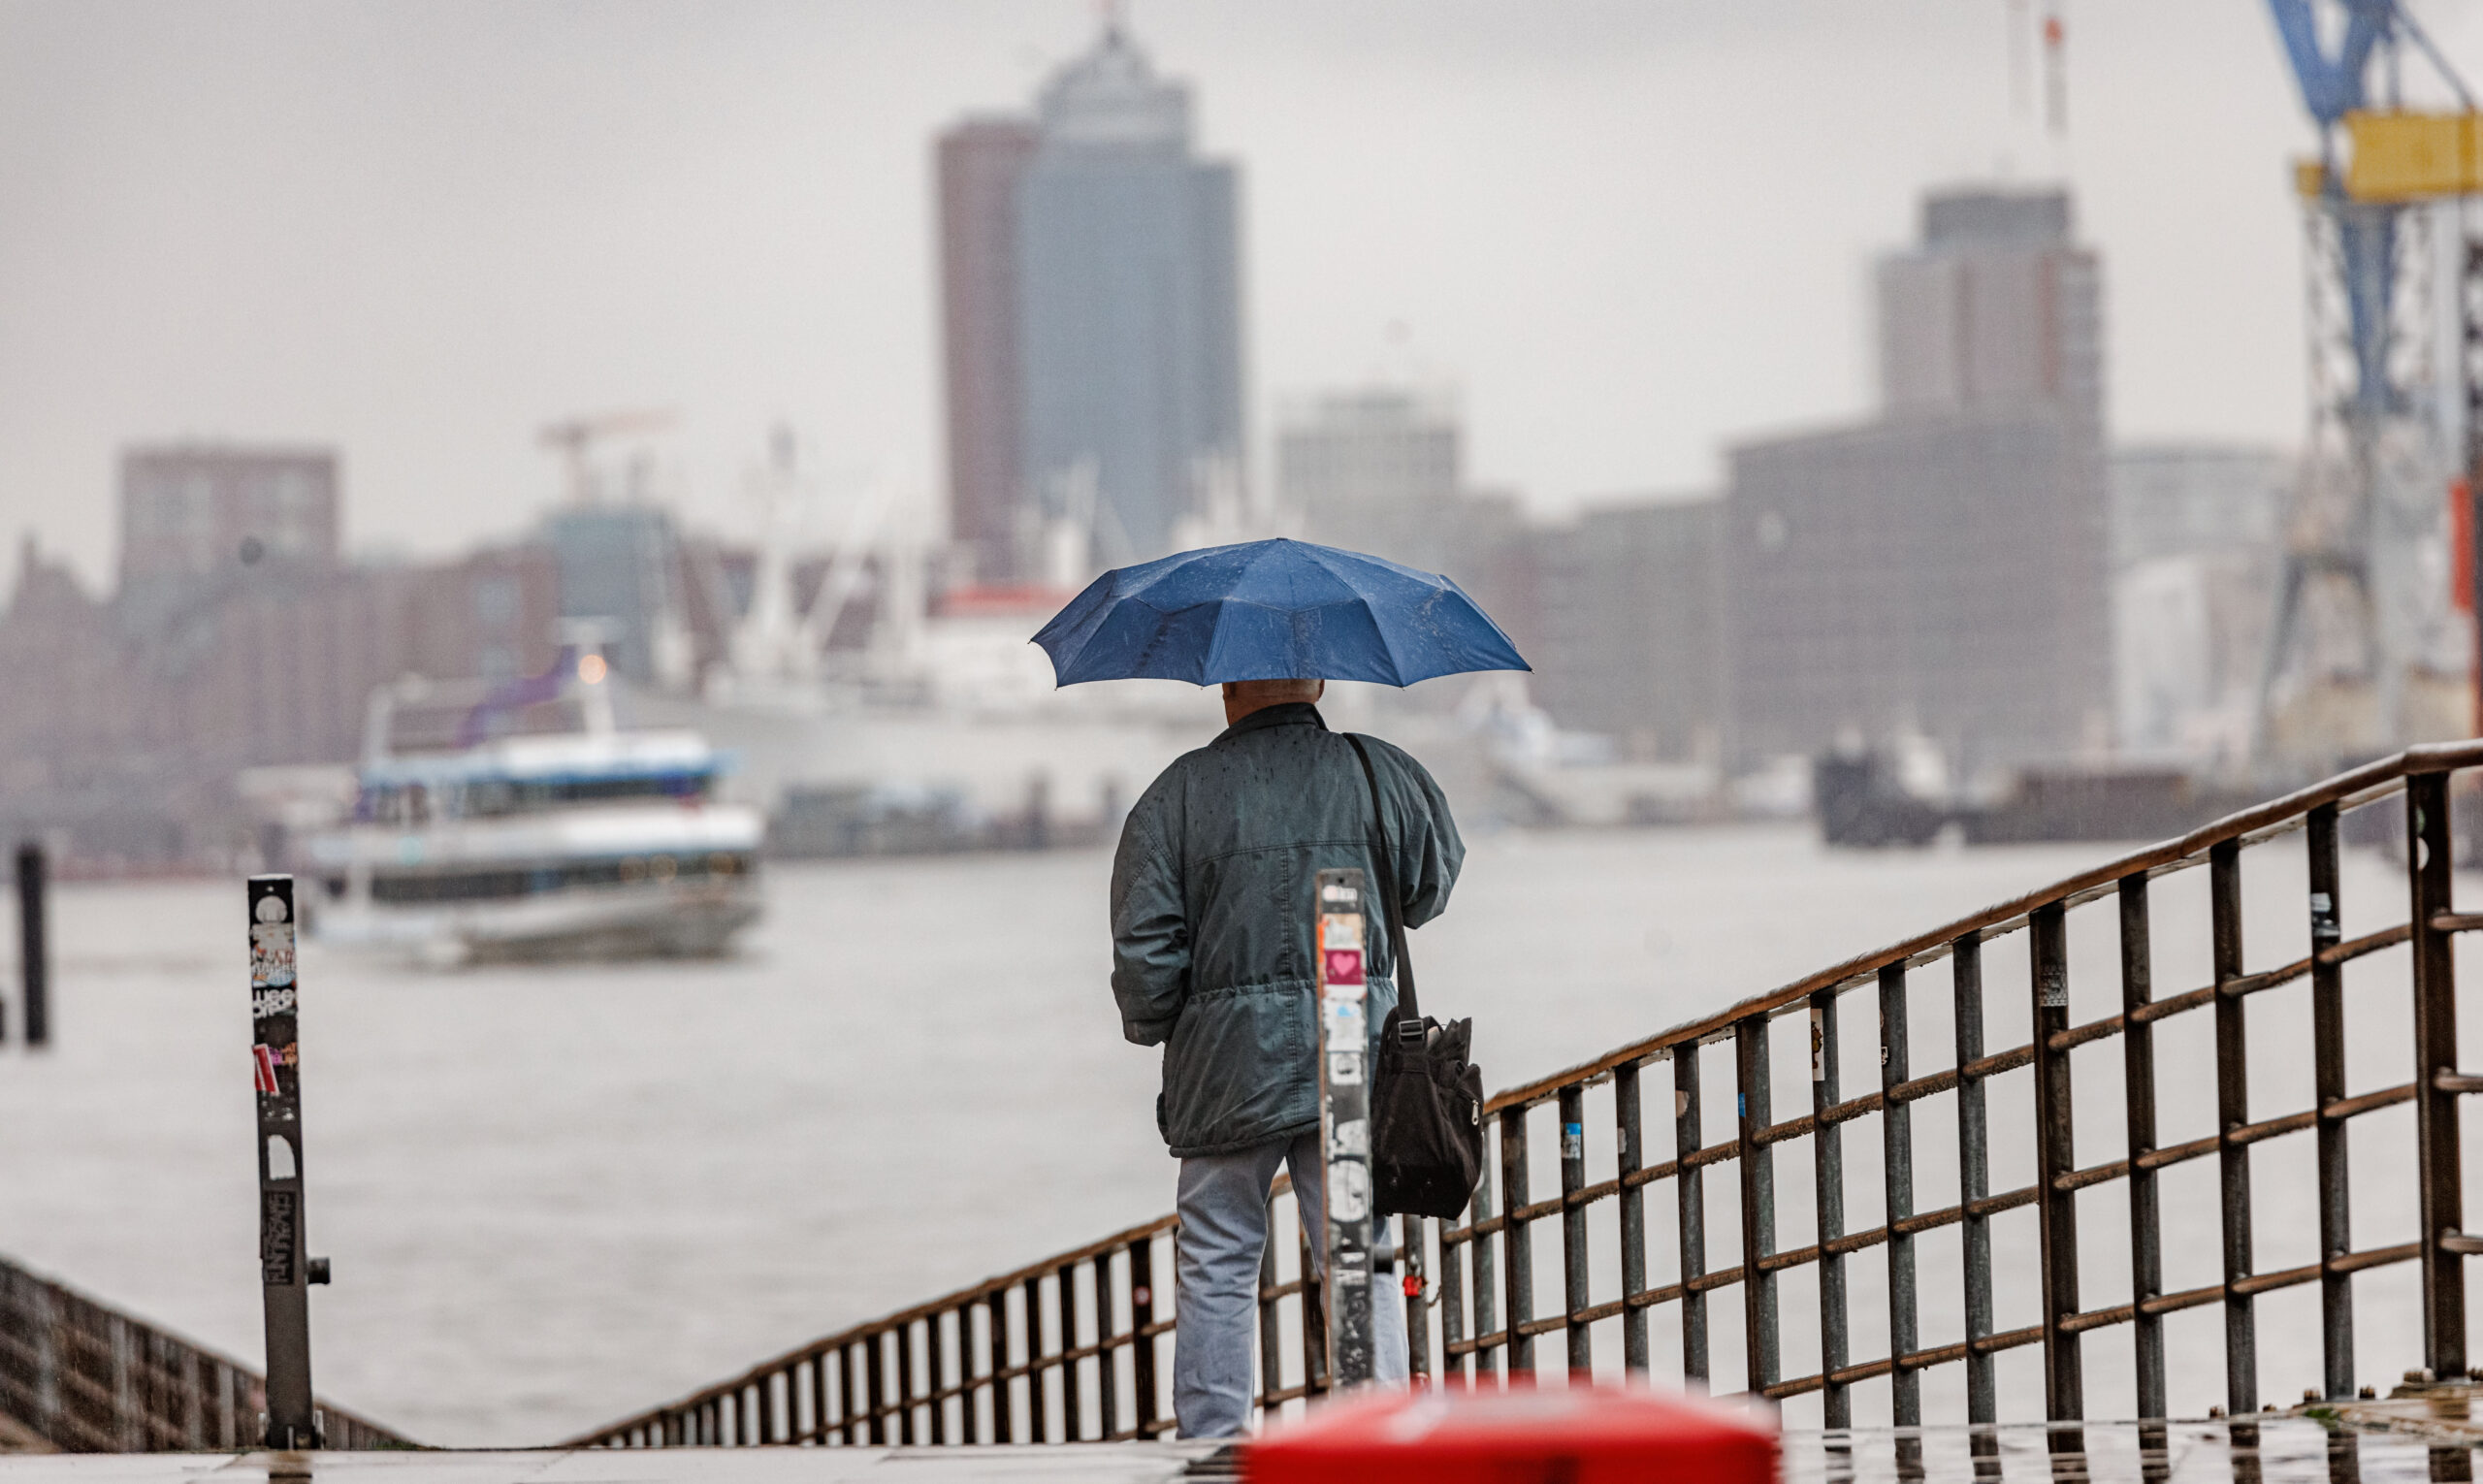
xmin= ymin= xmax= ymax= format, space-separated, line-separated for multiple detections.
xmin=1723 ymin=186 xmax=2112 ymax=772
xmin=117 ymin=444 xmax=339 ymax=625
xmin=1278 ymin=388 xmax=1461 ymax=565
xmin=937 ymin=118 xmax=1040 ymax=581
xmin=934 ymin=22 xmax=1244 ymax=577
xmin=1531 ymin=498 xmax=1725 ymax=762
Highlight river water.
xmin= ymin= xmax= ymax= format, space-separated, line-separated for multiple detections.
xmin=0 ymin=823 xmax=2470 ymax=1446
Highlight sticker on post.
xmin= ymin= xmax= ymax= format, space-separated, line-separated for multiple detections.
xmin=1324 ymin=1000 xmax=1367 ymax=1039
xmin=1322 ymin=948 xmax=1365 ymax=986
xmin=1330 ymin=1116 xmax=1369 ymax=1158
xmin=1327 ymin=1050 xmax=1364 ymax=1085
xmin=252 ymin=1044 xmax=281 ymax=1096
xmin=250 ymin=893 xmax=297 ymax=989
xmin=1320 ymin=915 xmax=1363 ymax=951
xmin=252 ymin=986 xmax=297 ymax=1020
xmin=1328 ymin=1163 xmax=1370 ymax=1223
xmin=1321 ymin=883 xmax=1359 ymax=906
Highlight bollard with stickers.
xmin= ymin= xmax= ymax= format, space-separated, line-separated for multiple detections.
xmin=249 ymin=875 xmax=328 ymax=1449
xmin=1314 ymin=867 xmax=1376 ymax=1390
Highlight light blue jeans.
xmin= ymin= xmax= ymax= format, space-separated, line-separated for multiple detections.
xmin=1172 ymin=1130 xmax=1410 ymax=1438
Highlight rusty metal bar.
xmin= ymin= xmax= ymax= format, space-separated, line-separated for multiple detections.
xmin=2029 ymin=902 xmax=2081 ymax=1424
xmin=1129 ymin=1238 xmax=1157 ymax=1437
xmin=1056 ymin=1263 xmax=1081 ymax=1438
xmin=1674 ymin=1041 xmax=1708 ymax=1385
xmin=988 ymin=1291 xmax=1012 ymax=1443
xmin=1810 ymin=986 xmax=1849 ymax=1428
xmin=2210 ymin=839 xmax=2257 ymax=1414
xmin=1500 ymin=1107 xmax=1535 ymax=1374
xmin=1615 ymin=1059 xmax=1649 ymax=1373
xmin=1472 ymin=1151 xmax=1500 ymax=1381
xmin=1735 ymin=1014 xmax=1778 ymax=1395
xmin=1951 ymin=931 xmax=1996 ymax=1428
xmin=2116 ymin=871 xmax=2166 ymax=1420
xmin=1256 ymin=1189 xmax=1283 ymax=1413
xmin=2307 ymin=802 xmax=2355 ymax=1402
xmin=1559 ymin=1084 xmax=1591 ymax=1372
xmin=1021 ymin=1275 xmax=1045 ymax=1442
xmin=1439 ymin=1197 xmax=1468 ymax=1383
xmin=1879 ymin=961 xmax=1919 ymax=1428
xmin=1092 ymin=1252 xmax=1115 ymax=1442
xmin=2408 ymin=769 xmax=2467 ymax=1381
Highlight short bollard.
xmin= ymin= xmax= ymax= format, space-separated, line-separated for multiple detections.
xmin=16 ymin=842 xmax=47 ymax=1047
xmin=1315 ymin=867 xmax=1376 ymax=1389
xmin=250 ymin=875 xmax=328 ymax=1448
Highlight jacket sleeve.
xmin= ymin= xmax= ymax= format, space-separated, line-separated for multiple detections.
xmin=1389 ymin=747 xmax=1465 ymax=929
xmin=1109 ymin=796 xmax=1189 ymax=1046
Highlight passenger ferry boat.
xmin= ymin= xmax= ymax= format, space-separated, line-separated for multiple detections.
xmin=306 ymin=652 xmax=764 ymax=962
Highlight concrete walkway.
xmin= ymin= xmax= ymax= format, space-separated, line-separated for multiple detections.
xmin=0 ymin=1445 xmax=1233 ymax=1482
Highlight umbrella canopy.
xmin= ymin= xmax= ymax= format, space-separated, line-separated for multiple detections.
xmin=1032 ymin=537 xmax=1531 ymax=688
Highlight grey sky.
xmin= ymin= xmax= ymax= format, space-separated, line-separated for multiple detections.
xmin=0 ymin=1 xmax=2438 ymax=591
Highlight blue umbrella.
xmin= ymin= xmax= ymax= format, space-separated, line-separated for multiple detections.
xmin=1032 ymin=537 xmax=1531 ymax=687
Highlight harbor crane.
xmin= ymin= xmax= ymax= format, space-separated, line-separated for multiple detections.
xmin=538 ymin=408 xmax=677 ymax=505
xmin=2259 ymin=0 xmax=2482 ymax=761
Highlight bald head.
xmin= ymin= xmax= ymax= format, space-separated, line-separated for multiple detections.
xmin=1221 ymin=678 xmax=1325 ymax=726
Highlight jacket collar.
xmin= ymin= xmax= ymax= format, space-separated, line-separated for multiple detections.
xmin=1214 ymin=700 xmax=1328 ymax=744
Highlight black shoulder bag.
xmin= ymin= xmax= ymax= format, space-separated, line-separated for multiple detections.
xmin=1344 ymin=733 xmax=1486 ymax=1220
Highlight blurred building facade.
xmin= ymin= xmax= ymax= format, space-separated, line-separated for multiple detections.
xmin=1723 ymin=184 xmax=2112 ymax=774
xmin=935 ymin=20 xmax=1243 ymax=579
xmin=1529 ymin=498 xmax=1725 ymax=763
xmin=2109 ymin=445 xmax=2290 ymax=761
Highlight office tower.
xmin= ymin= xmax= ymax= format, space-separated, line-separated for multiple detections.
xmin=1278 ymin=388 xmax=1461 ymax=565
xmin=1532 ymin=499 xmax=1726 ymax=763
xmin=1724 ymin=186 xmax=2112 ymax=771
xmin=117 ymin=444 xmax=339 ymax=625
xmin=935 ymin=21 xmax=1244 ymax=577
xmin=937 ymin=118 xmax=1040 ymax=582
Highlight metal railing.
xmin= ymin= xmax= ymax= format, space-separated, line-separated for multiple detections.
xmin=0 ymin=1254 xmax=409 ymax=1452
xmin=578 ymin=739 xmax=2483 ymax=1449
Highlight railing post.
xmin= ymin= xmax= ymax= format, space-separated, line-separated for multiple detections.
xmin=1559 ymin=1083 xmax=1592 ymax=1373
xmin=1470 ymin=1156 xmax=1499 ymax=1381
xmin=1734 ymin=1014 xmax=1777 ymax=1396
xmin=1951 ymin=932 xmax=1996 ymax=1432
xmin=2028 ymin=902 xmax=2082 ymax=1426
xmin=1499 ymin=1107 xmax=1534 ymax=1374
xmin=1313 ymin=867 xmax=1377 ymax=1389
xmin=248 ymin=875 xmax=322 ymax=1450
xmin=1055 ymin=1265 xmax=1081 ymax=1436
xmin=2210 ymin=840 xmax=2258 ymax=1414
xmin=1257 ymin=1192 xmax=1285 ymax=1413
xmin=1879 ymin=963 xmax=1919 ymax=1430
xmin=1674 ymin=1043 xmax=1708 ymax=1385
xmin=1129 ymin=1238 xmax=1157 ymax=1436
xmin=2117 ymin=873 xmax=2167 ymax=1419
xmin=1400 ymin=1215 xmax=1430 ymax=1381
xmin=1809 ymin=988 xmax=1850 ymax=1428
xmin=1615 ymin=1059 xmax=1650 ymax=1373
xmin=2408 ymin=770 xmax=2467 ymax=1380
xmin=2307 ymin=804 xmax=2356 ymax=1400
xmin=1092 ymin=1254 xmax=1116 ymax=1439
xmin=989 ymin=1294 xmax=1014 ymax=1443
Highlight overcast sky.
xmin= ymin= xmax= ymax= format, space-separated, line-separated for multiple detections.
xmin=0 ymin=1 xmax=2462 ymax=593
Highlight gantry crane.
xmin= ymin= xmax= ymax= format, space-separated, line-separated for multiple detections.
xmin=2259 ymin=0 xmax=2481 ymax=762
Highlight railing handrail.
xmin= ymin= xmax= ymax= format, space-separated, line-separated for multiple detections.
xmin=0 ymin=1250 xmax=411 ymax=1451
xmin=575 ymin=736 xmax=2483 ymax=1448
xmin=1486 ymin=739 xmax=2480 ymax=1113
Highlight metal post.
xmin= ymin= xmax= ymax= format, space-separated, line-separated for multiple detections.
xmin=2210 ymin=841 xmax=2258 ymax=1414
xmin=1810 ymin=988 xmax=1850 ymax=1428
xmin=16 ymin=843 xmax=47 ymax=1048
xmin=2408 ymin=771 xmax=2467 ymax=1379
xmin=1559 ymin=1083 xmax=1592 ymax=1372
xmin=1499 ymin=1107 xmax=1534 ymax=1374
xmin=1054 ymin=1266 xmax=1080 ymax=1436
xmin=1313 ymin=867 xmax=1376 ymax=1388
xmin=1018 ymin=1278 xmax=1042 ymax=1443
xmin=2028 ymin=903 xmax=2082 ymax=1427
xmin=1879 ymin=964 xmax=1919 ymax=1429
xmin=1615 ymin=1059 xmax=1650 ymax=1373
xmin=2307 ymin=806 xmax=2356 ymax=1401
xmin=1257 ymin=1194 xmax=1284 ymax=1412
xmin=248 ymin=876 xmax=323 ymax=1449
xmin=1674 ymin=1042 xmax=1708 ymax=1385
xmin=1091 ymin=1254 xmax=1115 ymax=1440
xmin=2114 ymin=872 xmax=2169 ymax=1421
xmin=1129 ymin=1238 xmax=1157 ymax=1436
xmin=1952 ymin=932 xmax=1996 ymax=1430
xmin=989 ymin=1294 xmax=1013 ymax=1443
xmin=1734 ymin=1015 xmax=1777 ymax=1396
xmin=1470 ymin=1157 xmax=1499 ymax=1381
xmin=1400 ymin=1214 xmax=1429 ymax=1381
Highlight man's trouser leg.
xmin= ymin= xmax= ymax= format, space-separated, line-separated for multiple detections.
xmin=1174 ymin=1133 xmax=1414 ymax=1438
xmin=1174 ymin=1140 xmax=1290 ymax=1437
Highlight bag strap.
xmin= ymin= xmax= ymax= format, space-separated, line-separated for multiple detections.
xmin=1344 ymin=732 xmax=1419 ymax=1024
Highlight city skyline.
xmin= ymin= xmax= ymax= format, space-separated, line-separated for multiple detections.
xmin=0 ymin=1 xmax=2434 ymax=597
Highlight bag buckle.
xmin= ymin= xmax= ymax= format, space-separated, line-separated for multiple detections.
xmin=1397 ymin=1017 xmax=1427 ymax=1049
